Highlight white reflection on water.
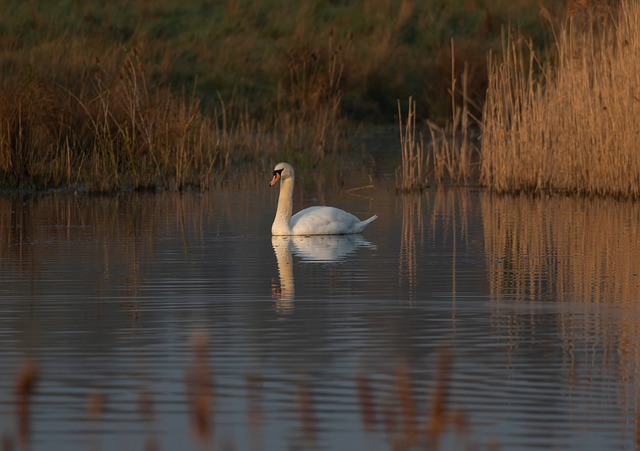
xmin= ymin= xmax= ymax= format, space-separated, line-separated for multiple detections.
xmin=271 ymin=235 xmax=377 ymax=314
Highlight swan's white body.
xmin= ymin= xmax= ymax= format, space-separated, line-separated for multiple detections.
xmin=269 ymin=162 xmax=378 ymax=236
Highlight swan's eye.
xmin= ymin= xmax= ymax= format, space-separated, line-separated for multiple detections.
xmin=273 ymin=169 xmax=284 ymax=176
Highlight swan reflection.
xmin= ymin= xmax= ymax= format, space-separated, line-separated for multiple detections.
xmin=271 ymin=235 xmax=376 ymax=313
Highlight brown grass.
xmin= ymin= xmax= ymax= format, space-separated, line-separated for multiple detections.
xmin=0 ymin=34 xmax=348 ymax=192
xmin=481 ymin=1 xmax=640 ymax=198
xmin=427 ymin=42 xmax=479 ymax=185
xmin=0 ymin=50 xmax=222 ymax=191
xmin=396 ymin=43 xmax=479 ymax=192
xmin=395 ymin=97 xmax=428 ymax=192
xmin=272 ymin=32 xmax=350 ymax=166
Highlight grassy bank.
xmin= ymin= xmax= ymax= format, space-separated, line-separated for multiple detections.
xmin=0 ymin=0 xmax=562 ymax=191
xmin=0 ymin=0 xmax=559 ymax=119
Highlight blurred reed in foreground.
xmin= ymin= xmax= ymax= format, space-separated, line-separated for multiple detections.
xmin=4 ymin=343 xmax=483 ymax=451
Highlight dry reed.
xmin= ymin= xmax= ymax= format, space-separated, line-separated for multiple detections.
xmin=396 ymin=97 xmax=428 ymax=192
xmin=427 ymin=42 xmax=478 ymax=185
xmin=4 ymin=349 xmax=477 ymax=450
xmin=355 ymin=373 xmax=377 ymax=430
xmin=0 ymin=36 xmax=349 ymax=192
xmin=481 ymin=1 xmax=640 ymax=198
xmin=396 ymin=42 xmax=479 ymax=192
xmin=276 ymin=32 xmax=350 ymax=166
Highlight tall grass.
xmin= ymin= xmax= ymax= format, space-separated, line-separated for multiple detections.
xmin=0 ymin=36 xmax=348 ymax=191
xmin=0 ymin=0 xmax=576 ymax=191
xmin=481 ymin=1 xmax=640 ymax=198
xmin=396 ymin=42 xmax=479 ymax=191
xmin=395 ymin=97 xmax=428 ymax=192
xmin=427 ymin=42 xmax=479 ymax=185
xmin=0 ymin=50 xmax=223 ymax=191
xmin=273 ymin=32 xmax=350 ymax=167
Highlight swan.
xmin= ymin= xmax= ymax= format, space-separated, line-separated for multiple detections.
xmin=269 ymin=162 xmax=378 ymax=236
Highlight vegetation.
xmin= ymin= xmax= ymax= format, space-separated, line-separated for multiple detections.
xmin=6 ymin=0 xmax=630 ymax=195
xmin=0 ymin=0 xmax=564 ymax=192
xmin=481 ymin=1 xmax=640 ymax=198
xmin=397 ymin=0 xmax=640 ymax=198
xmin=396 ymin=97 xmax=427 ymax=192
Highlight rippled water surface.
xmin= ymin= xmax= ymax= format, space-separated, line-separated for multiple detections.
xmin=2 ymin=175 xmax=640 ymax=450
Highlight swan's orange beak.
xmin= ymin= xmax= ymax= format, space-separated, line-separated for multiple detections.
xmin=269 ymin=171 xmax=281 ymax=187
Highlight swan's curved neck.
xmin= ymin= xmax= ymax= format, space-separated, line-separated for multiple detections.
xmin=272 ymin=176 xmax=294 ymax=234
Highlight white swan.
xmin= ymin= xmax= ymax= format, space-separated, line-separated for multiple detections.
xmin=269 ymin=162 xmax=378 ymax=236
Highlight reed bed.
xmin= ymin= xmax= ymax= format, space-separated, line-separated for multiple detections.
xmin=395 ymin=97 xmax=428 ymax=192
xmin=0 ymin=0 xmax=574 ymax=192
xmin=0 ymin=50 xmax=223 ymax=192
xmin=481 ymin=0 xmax=640 ymax=198
xmin=396 ymin=42 xmax=479 ymax=192
xmin=272 ymin=32 xmax=349 ymax=168
xmin=0 ymin=37 xmax=348 ymax=192
xmin=427 ymin=44 xmax=478 ymax=186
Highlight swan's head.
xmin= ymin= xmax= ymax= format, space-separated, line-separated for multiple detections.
xmin=269 ymin=162 xmax=295 ymax=187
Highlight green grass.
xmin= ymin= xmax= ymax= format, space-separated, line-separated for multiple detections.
xmin=0 ymin=0 xmax=559 ymax=121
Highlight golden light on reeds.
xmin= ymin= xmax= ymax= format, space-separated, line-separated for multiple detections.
xmin=481 ymin=1 xmax=640 ymax=198
xmin=427 ymin=42 xmax=478 ymax=186
xmin=396 ymin=97 xmax=428 ymax=192
xmin=396 ymin=40 xmax=479 ymax=192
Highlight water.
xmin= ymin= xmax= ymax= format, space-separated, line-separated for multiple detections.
xmin=1 ymin=176 xmax=640 ymax=450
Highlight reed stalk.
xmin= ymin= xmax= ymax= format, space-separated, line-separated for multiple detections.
xmin=481 ymin=1 xmax=640 ymax=198
xmin=395 ymin=97 xmax=428 ymax=192
xmin=427 ymin=41 xmax=479 ymax=185
xmin=278 ymin=32 xmax=349 ymax=166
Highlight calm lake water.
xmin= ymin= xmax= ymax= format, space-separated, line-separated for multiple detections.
xmin=1 ymin=173 xmax=640 ymax=450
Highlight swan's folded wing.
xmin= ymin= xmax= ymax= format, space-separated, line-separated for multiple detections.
xmin=290 ymin=206 xmax=365 ymax=235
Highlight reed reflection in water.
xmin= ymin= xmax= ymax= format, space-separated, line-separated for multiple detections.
xmin=2 ymin=184 xmax=640 ymax=450
xmin=481 ymin=193 xmax=640 ymax=412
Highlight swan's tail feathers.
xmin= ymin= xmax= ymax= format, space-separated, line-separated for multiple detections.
xmin=356 ymin=215 xmax=378 ymax=232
